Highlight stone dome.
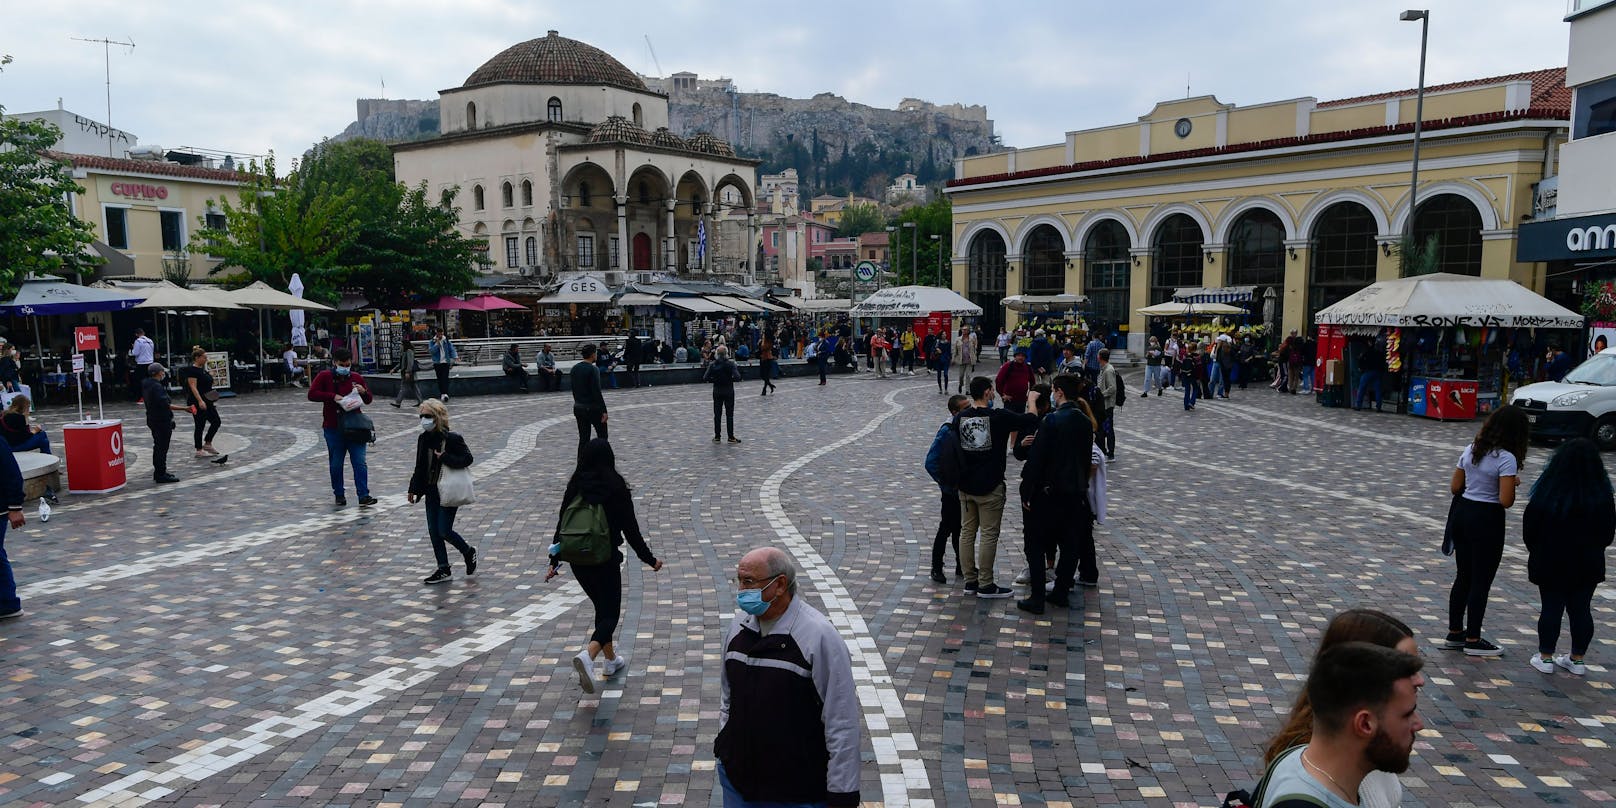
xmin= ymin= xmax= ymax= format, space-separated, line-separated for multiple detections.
xmin=686 ymin=132 xmax=736 ymax=157
xmin=464 ymin=31 xmax=649 ymax=93
xmin=650 ymin=127 xmax=686 ymax=150
xmin=588 ymin=116 xmax=651 ymax=145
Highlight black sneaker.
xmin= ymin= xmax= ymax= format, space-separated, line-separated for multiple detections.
xmin=334 ymin=496 xmax=347 ymax=507
xmin=1015 ymin=598 xmax=1044 ymax=615
xmin=963 ymin=581 xmax=979 ymax=594
xmin=358 ymin=495 xmax=378 ymax=507
xmin=154 ymin=474 xmax=180 ymax=484
xmin=465 ymin=548 xmax=479 ymax=576
xmin=976 ymin=584 xmax=1014 ymax=599
xmin=1046 ymin=593 xmax=1071 ymax=608
xmin=1442 ymin=632 xmax=1466 ymax=650
xmin=423 ymin=568 xmax=451 ymax=585
xmin=929 ymin=570 xmax=947 ymax=584
xmin=1464 ymin=638 xmax=1504 ymax=657
xmin=1077 ymin=579 xmax=1099 ymax=588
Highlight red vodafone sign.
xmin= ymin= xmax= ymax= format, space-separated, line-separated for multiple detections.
xmin=75 ymin=326 xmax=101 ymax=351
xmin=109 ymin=182 xmax=169 ymax=201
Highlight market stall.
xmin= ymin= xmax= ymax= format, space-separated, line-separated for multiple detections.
xmin=1314 ymin=273 xmax=1584 ymax=419
xmin=536 ymin=273 xmax=616 ymax=335
xmin=852 ymin=286 xmax=983 ymax=344
xmin=1003 ymin=293 xmax=1088 ymax=334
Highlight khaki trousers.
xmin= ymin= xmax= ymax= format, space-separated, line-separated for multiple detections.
xmin=959 ymin=483 xmax=1007 ymax=588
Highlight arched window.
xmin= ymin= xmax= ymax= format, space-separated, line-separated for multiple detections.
xmin=1151 ymin=213 xmax=1204 ymax=304
xmin=1084 ymin=220 xmax=1131 ymax=331
xmin=521 ymin=179 xmax=533 ymax=207
xmin=1021 ymin=224 xmax=1065 ymax=295
xmin=547 ymin=97 xmax=563 ymax=123
xmin=1308 ymin=202 xmax=1378 ymax=321
xmin=1410 ymin=194 xmax=1483 ymax=276
xmin=472 ymin=184 xmax=485 ymax=211
xmin=579 ymin=182 xmax=592 ymax=208
xmin=632 ymin=102 xmax=643 ymax=127
xmin=967 ymin=230 xmax=1008 ymax=335
xmin=501 ymin=182 xmax=513 ymax=209
xmin=525 ymin=236 xmax=538 ymax=266
xmin=466 ymin=101 xmax=477 ymax=130
xmin=1226 ymin=209 xmax=1285 ymax=287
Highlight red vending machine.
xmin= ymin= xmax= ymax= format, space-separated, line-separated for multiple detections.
xmin=1425 ymin=379 xmax=1479 ymax=421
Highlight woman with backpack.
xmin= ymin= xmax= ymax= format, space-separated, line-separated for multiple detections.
xmin=1523 ymin=437 xmax=1613 ymax=676
xmin=407 ymin=399 xmax=477 ymax=585
xmin=546 ymin=438 xmax=663 ymax=694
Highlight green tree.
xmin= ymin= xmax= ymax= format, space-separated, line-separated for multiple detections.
xmin=1393 ymin=233 xmax=1440 ymax=277
xmin=0 ymin=107 xmax=99 ymax=293
xmin=896 ymin=196 xmax=953 ymax=286
xmin=837 ymin=202 xmax=885 ymax=239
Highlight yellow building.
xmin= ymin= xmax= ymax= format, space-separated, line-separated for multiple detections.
xmin=945 ymin=69 xmax=1571 ymax=350
xmin=52 ymin=151 xmax=239 ymax=281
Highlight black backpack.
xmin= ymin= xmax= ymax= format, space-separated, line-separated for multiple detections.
xmin=1114 ymin=369 xmax=1127 ymax=407
xmin=935 ymin=423 xmax=963 ymax=489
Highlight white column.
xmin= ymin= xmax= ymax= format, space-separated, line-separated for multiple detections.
xmin=664 ymin=199 xmax=677 ymax=272
xmin=616 ymin=197 xmax=629 ymax=275
xmin=746 ymin=214 xmax=758 ymax=285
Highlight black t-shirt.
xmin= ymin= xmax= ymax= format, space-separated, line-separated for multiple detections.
xmin=176 ymin=364 xmax=213 ymax=405
xmin=1 ymin=412 xmax=31 ymax=447
xmin=141 ymin=377 xmax=173 ymax=425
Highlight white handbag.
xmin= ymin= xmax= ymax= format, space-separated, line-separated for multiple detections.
xmin=436 ymin=466 xmax=476 ymax=507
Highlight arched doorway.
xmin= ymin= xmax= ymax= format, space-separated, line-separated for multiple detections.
xmin=632 ymin=232 xmax=652 ymax=271
xmin=1410 ymin=194 xmax=1484 ymax=275
xmin=1151 ymin=213 xmax=1203 ymax=304
xmin=1227 ymin=208 xmax=1285 ymax=325
xmin=967 ymin=230 xmax=1008 ymax=336
xmin=1308 ymin=202 xmax=1378 ymax=322
xmin=1084 ymin=220 xmax=1131 ymax=339
xmin=1021 ymin=224 xmax=1065 ymax=295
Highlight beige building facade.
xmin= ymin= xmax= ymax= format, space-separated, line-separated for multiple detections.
xmin=946 ymin=69 xmax=1571 ymax=350
xmin=53 ymin=151 xmax=238 ymax=281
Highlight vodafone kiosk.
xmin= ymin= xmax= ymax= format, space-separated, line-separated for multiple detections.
xmin=63 ymin=326 xmax=127 ymax=493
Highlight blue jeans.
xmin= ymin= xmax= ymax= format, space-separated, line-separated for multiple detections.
xmin=0 ymin=520 xmax=18 ymax=614
xmin=12 ymin=431 xmax=50 ymax=454
xmin=1355 ymin=370 xmax=1382 ymax=409
xmin=1208 ymin=364 xmax=1225 ymax=397
xmin=424 ymin=494 xmax=473 ymax=570
xmin=1184 ymin=378 xmax=1199 ymax=409
xmin=322 ymin=427 xmax=369 ymax=499
xmin=717 ymin=762 xmax=826 ymax=808
xmin=1302 ymin=366 xmax=1316 ymax=391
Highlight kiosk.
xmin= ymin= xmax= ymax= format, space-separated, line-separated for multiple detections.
xmin=63 ymin=419 xmax=127 ymax=494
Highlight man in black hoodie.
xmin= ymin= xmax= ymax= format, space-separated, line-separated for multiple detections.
xmin=954 ymin=375 xmax=1041 ymax=599
xmin=1018 ymin=373 xmax=1095 ymax=613
xmin=704 ymin=346 xmax=743 ymax=443
xmin=572 ymin=344 xmax=609 ymax=457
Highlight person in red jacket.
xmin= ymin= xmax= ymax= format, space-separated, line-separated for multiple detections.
xmin=994 ymin=348 xmax=1036 ymax=413
xmin=307 ymin=347 xmax=376 ymax=507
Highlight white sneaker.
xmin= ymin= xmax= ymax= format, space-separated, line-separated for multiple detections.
xmin=1553 ymin=654 xmax=1587 ymax=676
xmin=603 ymin=654 xmax=628 ymax=677
xmin=572 ymin=651 xmax=596 ymax=694
xmin=1528 ymin=654 xmax=1555 ymax=674
xmin=1014 ymin=569 xmax=1031 ymax=584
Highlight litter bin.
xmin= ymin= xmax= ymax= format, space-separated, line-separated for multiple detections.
xmin=64 ymin=419 xmax=127 ymax=494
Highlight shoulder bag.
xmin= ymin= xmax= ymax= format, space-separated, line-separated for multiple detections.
xmin=340 ymin=409 xmax=376 ymax=444
xmin=437 ymin=465 xmax=476 ymax=507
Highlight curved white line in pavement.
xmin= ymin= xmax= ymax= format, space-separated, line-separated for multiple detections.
xmin=67 ymin=424 xmax=321 ymax=509
xmin=758 ymin=383 xmax=935 ymax=808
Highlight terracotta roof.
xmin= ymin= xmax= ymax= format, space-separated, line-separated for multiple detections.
xmin=860 ymin=232 xmax=889 ymax=247
xmin=686 ymin=132 xmax=736 ymax=158
xmin=46 ymin=150 xmax=246 ymax=182
xmin=464 ymin=31 xmax=650 ymax=94
xmin=650 ymin=127 xmax=686 ymax=150
xmin=588 ymin=116 xmax=651 ymax=145
xmin=1318 ymin=67 xmax=1569 ymax=112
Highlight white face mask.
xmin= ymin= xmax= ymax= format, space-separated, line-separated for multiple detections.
xmin=420 ymin=417 xmax=435 ymax=432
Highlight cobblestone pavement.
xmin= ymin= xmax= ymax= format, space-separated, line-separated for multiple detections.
xmin=2 ymin=370 xmax=1612 ymax=807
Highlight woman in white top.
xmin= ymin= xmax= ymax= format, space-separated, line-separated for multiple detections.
xmin=1443 ymin=405 xmax=1530 ymax=657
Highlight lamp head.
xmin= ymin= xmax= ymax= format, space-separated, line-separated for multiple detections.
xmin=1399 ymin=9 xmax=1427 ymax=21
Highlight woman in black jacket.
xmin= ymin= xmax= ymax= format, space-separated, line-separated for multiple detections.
xmin=407 ymin=399 xmax=477 ymax=585
xmin=546 ymin=438 xmax=662 ymax=694
xmin=1524 ymin=437 xmax=1614 ymax=677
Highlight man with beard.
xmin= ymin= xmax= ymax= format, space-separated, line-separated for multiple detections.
xmin=1256 ymin=642 xmax=1424 ymax=807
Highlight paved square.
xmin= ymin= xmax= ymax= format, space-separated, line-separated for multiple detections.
xmin=1 ymin=369 xmax=1611 ymax=806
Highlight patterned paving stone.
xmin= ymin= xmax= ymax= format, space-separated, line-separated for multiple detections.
xmin=0 ymin=371 xmax=1611 ymax=806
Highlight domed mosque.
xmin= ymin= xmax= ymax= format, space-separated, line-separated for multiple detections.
xmin=393 ymin=31 xmax=760 ymax=291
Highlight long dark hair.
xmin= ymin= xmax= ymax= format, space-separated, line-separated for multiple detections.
xmin=1470 ymin=404 xmax=1529 ymax=467
xmin=1263 ymin=609 xmax=1414 ymax=764
xmin=566 ymin=438 xmax=628 ymax=496
xmin=1529 ymin=437 xmax=1613 ymax=519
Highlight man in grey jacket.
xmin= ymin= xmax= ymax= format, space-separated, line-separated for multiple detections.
xmin=716 ymin=547 xmax=861 ymax=807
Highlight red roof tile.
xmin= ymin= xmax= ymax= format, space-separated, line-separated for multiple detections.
xmin=860 ymin=232 xmax=890 ymax=247
xmin=1318 ymin=67 xmax=1569 ymax=112
xmin=47 ymin=151 xmax=247 ymax=182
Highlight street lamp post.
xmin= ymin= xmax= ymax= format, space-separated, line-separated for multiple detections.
xmin=1400 ymin=9 xmax=1430 ymax=255
xmin=930 ymin=234 xmax=942 ymax=286
xmin=885 ymin=225 xmax=897 ymax=288
xmin=903 ymin=221 xmax=917 ymax=286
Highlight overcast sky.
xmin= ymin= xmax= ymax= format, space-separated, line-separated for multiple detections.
xmin=1 ymin=0 xmax=1573 ymax=164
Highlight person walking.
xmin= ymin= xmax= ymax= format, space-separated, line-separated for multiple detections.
xmin=307 ymin=348 xmax=377 ymax=507
xmin=429 ymin=328 xmax=457 ymax=402
xmin=705 ymin=346 xmax=743 ymax=444
xmin=141 ymin=363 xmax=188 ymax=484
xmin=953 ymin=377 xmax=1041 ymax=599
xmin=1163 ymin=332 xmax=1182 ymax=390
xmin=994 ymin=348 xmax=1035 ymax=413
xmin=1095 ymin=349 xmax=1121 ymax=460
xmin=757 ymin=334 xmax=777 ymax=396
xmin=501 ymin=344 xmax=530 ymax=393
xmin=0 ymin=448 xmax=26 ymax=620
xmin=716 ymin=546 xmax=861 ymax=808
xmin=1083 ymin=332 xmax=1105 ymax=381
xmin=1143 ymin=336 xmax=1165 ymax=397
xmin=572 ymin=344 xmax=610 ymax=456
xmin=996 ymin=327 xmax=1012 ymax=365
xmin=933 ymin=331 xmax=952 ymax=394
xmin=810 ymin=332 xmax=828 ymax=386
xmin=1213 ymin=337 xmax=1235 ymax=399
xmin=1017 ymin=374 xmax=1096 ymax=614
xmin=536 ymin=344 xmax=559 ymax=392
xmin=1443 ymin=404 xmax=1529 ymax=657
xmin=871 ymin=330 xmax=891 ymax=379
xmin=545 ymin=438 xmax=662 ymax=694
xmin=953 ymin=328 xmax=977 ymax=393
xmin=407 ymin=399 xmax=478 ymax=585
xmin=178 ymin=347 xmax=224 ymax=460
xmin=1355 ymin=335 xmax=1387 ymax=412
xmin=625 ymin=331 xmax=644 ymax=388
xmin=924 ymin=395 xmax=970 ymax=583
xmin=1523 ymin=438 xmax=1613 ymax=677
xmin=901 ymin=327 xmax=918 ymax=375
xmin=390 ymin=339 xmax=423 ymax=407
xmin=1180 ymin=343 xmax=1205 ymax=410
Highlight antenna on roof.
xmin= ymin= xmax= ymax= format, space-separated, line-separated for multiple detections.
xmin=644 ymin=35 xmax=664 ymax=79
xmin=70 ymin=35 xmax=135 ymax=157
xmin=1186 ymin=73 xmax=1191 ymax=99
xmin=381 ymin=75 xmax=386 ymax=100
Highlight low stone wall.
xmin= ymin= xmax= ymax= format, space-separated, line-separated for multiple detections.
xmin=365 ymin=358 xmax=854 ymax=398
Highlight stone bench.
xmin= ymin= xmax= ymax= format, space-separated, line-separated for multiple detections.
xmin=14 ymin=452 xmax=61 ymax=501
xmin=364 ymin=357 xmax=854 ymax=398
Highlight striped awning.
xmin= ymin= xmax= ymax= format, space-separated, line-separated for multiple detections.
xmin=1172 ymin=285 xmax=1257 ymax=304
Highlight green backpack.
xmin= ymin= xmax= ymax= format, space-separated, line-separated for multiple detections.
xmin=554 ymin=495 xmax=612 ymax=565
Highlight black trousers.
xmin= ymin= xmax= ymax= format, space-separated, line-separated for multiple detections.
xmin=760 ymin=360 xmax=777 ymax=392
xmin=575 ymin=407 xmax=608 ymax=456
xmin=931 ymin=492 xmax=961 ymax=574
xmin=571 ymin=561 xmax=622 ymax=646
xmin=1447 ymin=497 xmax=1505 ymax=637
xmin=1539 ymin=584 xmax=1597 ymax=656
xmin=505 ymin=367 xmax=529 ymax=392
xmin=149 ymin=419 xmax=173 ymax=478
xmin=1097 ymin=409 xmax=1115 ymax=456
xmin=627 ymin=361 xmax=641 ymax=388
xmin=434 ymin=363 xmax=451 ymax=398
xmin=537 ymin=369 xmax=560 ymax=392
xmin=712 ymin=392 xmax=735 ymax=438
xmin=1024 ymin=497 xmax=1086 ymax=604
xmin=192 ymin=403 xmax=221 ymax=449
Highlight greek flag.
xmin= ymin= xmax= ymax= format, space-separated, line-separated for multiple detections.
xmin=697 ymin=219 xmax=707 ymax=262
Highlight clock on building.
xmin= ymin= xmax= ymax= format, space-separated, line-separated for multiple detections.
xmin=1174 ymin=118 xmax=1193 ymax=138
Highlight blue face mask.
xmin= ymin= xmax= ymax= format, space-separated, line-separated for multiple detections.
xmin=735 ymin=575 xmax=781 ymax=616
xmin=334 ymin=365 xmax=351 ymax=377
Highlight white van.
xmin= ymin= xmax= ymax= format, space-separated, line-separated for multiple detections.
xmin=1511 ymin=347 xmax=1616 ymax=448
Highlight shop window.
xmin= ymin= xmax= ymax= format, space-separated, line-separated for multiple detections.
xmin=1084 ymin=219 xmax=1131 ymax=330
xmin=1151 ymin=213 xmax=1204 ymax=305
xmin=967 ymin=230 xmax=1008 ymax=335
xmin=1021 ymin=224 xmax=1065 ymax=295
xmin=105 ymin=206 xmax=129 ymax=249
xmin=610 ymin=236 xmax=620 ymax=269
xmin=473 ymin=185 xmax=485 ymax=211
xmin=577 ymin=234 xmax=595 ymax=268
xmin=525 ymin=236 xmax=538 ymax=266
xmin=160 ymin=210 xmax=185 ymax=252
xmin=1410 ymin=194 xmax=1483 ymax=276
xmin=1226 ymin=209 xmax=1285 ymax=287
xmin=521 ymin=179 xmax=533 ymax=207
xmin=548 ymin=97 xmax=563 ymax=123
xmin=1308 ymin=202 xmax=1378 ymax=321
xmin=466 ymin=101 xmax=478 ymax=130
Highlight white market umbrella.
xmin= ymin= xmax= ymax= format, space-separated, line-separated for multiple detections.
xmin=229 ymin=278 xmax=334 ymax=379
xmin=1138 ymin=301 xmax=1245 ymax=318
xmin=1002 ymin=293 xmax=1087 ymax=313
xmin=133 ymin=281 xmax=244 ymax=368
xmin=289 ymin=274 xmax=309 ymax=347
xmin=1315 ymin=273 xmax=1583 ymax=329
xmin=850 ymin=285 xmax=983 ymax=318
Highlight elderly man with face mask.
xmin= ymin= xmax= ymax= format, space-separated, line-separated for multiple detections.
xmin=715 ymin=547 xmax=862 ymax=808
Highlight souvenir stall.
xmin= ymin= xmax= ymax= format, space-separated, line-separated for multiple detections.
xmin=1314 ymin=273 xmax=1583 ymax=419
xmin=1002 ymin=294 xmax=1089 ymax=336
xmin=536 ymin=273 xmax=615 ymax=336
xmin=851 ymin=286 xmax=983 ymax=345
